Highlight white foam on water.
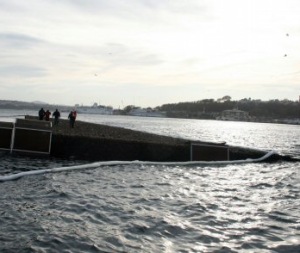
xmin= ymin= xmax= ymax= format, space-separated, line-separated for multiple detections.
xmin=0 ymin=151 xmax=277 ymax=182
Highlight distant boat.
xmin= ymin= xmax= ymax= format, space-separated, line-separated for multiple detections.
xmin=76 ymin=103 xmax=113 ymax=115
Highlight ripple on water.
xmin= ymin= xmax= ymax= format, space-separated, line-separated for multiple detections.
xmin=1 ymin=161 xmax=300 ymax=252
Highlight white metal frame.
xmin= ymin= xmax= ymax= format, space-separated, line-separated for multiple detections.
xmin=12 ymin=126 xmax=52 ymax=154
xmin=0 ymin=125 xmax=14 ymax=151
xmin=0 ymin=120 xmax=52 ymax=155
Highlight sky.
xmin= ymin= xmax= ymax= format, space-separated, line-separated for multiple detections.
xmin=0 ymin=0 xmax=299 ymax=108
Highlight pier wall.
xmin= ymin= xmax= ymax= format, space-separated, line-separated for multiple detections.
xmin=51 ymin=135 xmax=190 ymax=162
xmin=51 ymin=134 xmax=279 ymax=162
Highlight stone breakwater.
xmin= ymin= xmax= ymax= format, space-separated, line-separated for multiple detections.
xmin=45 ymin=118 xmax=298 ymax=162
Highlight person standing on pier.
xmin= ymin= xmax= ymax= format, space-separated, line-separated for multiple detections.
xmin=73 ymin=110 xmax=77 ymax=120
xmin=53 ymin=109 xmax=61 ymax=125
xmin=44 ymin=110 xmax=51 ymax=121
xmin=38 ymin=108 xmax=45 ymax=120
xmin=68 ymin=110 xmax=76 ymax=128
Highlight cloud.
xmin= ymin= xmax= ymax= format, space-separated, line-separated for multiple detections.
xmin=0 ymin=65 xmax=47 ymax=78
xmin=54 ymin=0 xmax=208 ymax=28
xmin=60 ymin=0 xmax=205 ymax=14
xmin=0 ymin=0 xmax=300 ymax=107
xmin=0 ymin=33 xmax=43 ymax=49
xmin=100 ymin=43 xmax=164 ymax=66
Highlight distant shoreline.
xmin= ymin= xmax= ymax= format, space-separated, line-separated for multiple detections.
xmin=0 ymin=104 xmax=299 ymax=126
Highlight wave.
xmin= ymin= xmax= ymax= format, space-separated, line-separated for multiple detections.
xmin=0 ymin=151 xmax=277 ymax=182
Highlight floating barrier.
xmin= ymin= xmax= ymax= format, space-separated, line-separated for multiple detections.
xmin=0 ymin=151 xmax=278 ymax=182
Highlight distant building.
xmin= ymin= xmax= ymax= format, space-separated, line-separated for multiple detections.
xmin=128 ymin=107 xmax=166 ymax=117
xmin=217 ymin=109 xmax=250 ymax=121
xmin=76 ymin=103 xmax=113 ymax=115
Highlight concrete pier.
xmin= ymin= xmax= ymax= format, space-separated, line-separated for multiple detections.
xmin=1 ymin=116 xmax=298 ymax=162
xmin=48 ymin=118 xmax=298 ymax=162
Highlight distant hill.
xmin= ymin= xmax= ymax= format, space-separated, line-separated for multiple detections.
xmin=0 ymin=99 xmax=72 ymax=111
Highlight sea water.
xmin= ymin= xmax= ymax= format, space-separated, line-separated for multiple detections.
xmin=0 ymin=110 xmax=299 ymax=253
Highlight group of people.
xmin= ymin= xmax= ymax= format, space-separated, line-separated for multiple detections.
xmin=38 ymin=108 xmax=61 ymax=125
xmin=38 ymin=108 xmax=77 ymax=128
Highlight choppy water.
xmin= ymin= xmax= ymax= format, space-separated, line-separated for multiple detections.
xmin=0 ymin=110 xmax=300 ymax=252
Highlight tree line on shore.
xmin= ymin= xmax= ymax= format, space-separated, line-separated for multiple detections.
xmin=156 ymin=97 xmax=300 ymax=119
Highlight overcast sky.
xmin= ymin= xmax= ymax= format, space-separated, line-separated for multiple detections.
xmin=0 ymin=0 xmax=299 ymax=108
